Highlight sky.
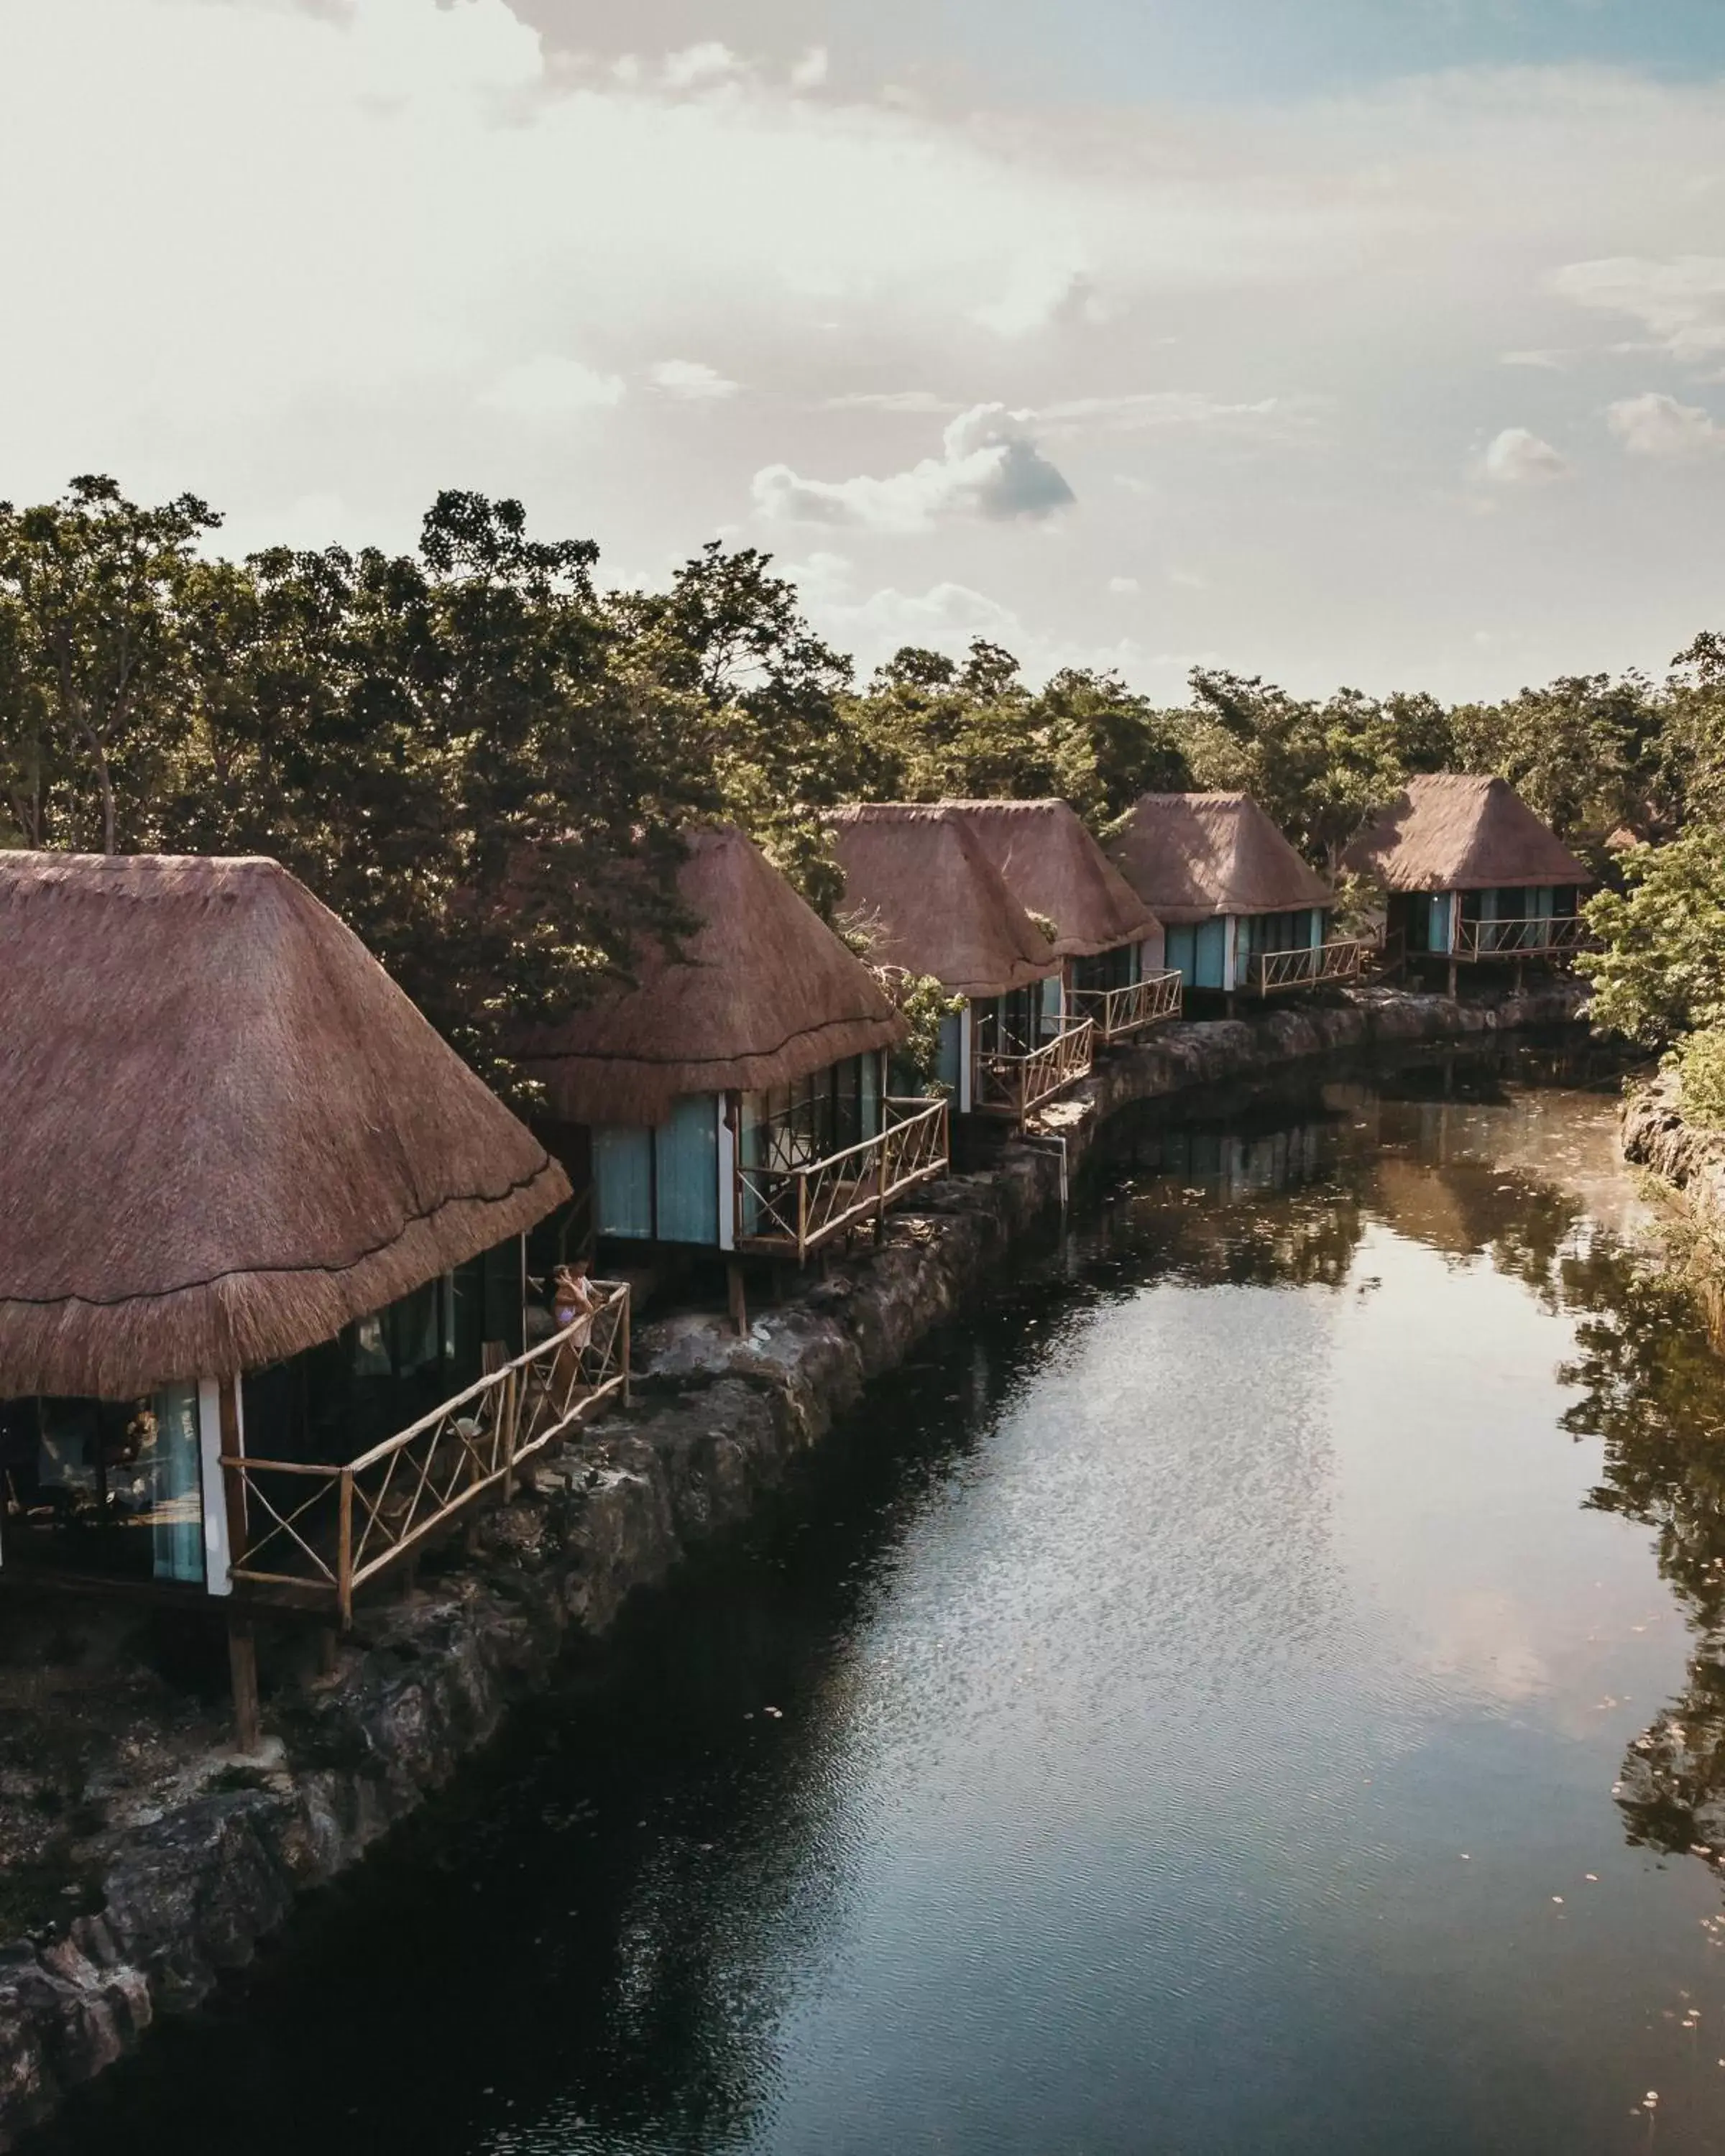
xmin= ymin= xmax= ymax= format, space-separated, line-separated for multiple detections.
xmin=2 ymin=0 xmax=1724 ymax=702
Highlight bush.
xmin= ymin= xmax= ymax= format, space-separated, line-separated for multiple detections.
xmin=1671 ymin=1028 xmax=1725 ymax=1132
xmin=1578 ymin=828 xmax=1725 ymax=1046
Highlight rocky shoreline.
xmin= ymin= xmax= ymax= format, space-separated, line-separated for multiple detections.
xmin=1619 ymin=1069 xmax=1725 ymax=1256
xmin=0 ymin=979 xmax=1587 ymax=2148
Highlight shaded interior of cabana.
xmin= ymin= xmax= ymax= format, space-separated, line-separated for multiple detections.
xmin=580 ymin=1049 xmax=892 ymax=1249
xmin=1389 ymin=883 xmax=1586 ymax=959
xmin=0 ymin=1238 xmax=528 ymax=1593
xmin=1163 ymin=908 xmax=1332 ymax=992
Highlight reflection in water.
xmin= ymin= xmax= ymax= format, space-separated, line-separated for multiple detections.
xmin=41 ymin=1042 xmax=1725 ymax=2156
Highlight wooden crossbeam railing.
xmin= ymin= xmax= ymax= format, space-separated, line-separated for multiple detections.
xmin=1453 ymin=914 xmax=1590 ymax=960
xmin=1071 ymin=969 xmax=1183 ymax=1042
xmin=735 ymin=1097 xmax=950 ymax=1263
xmin=973 ymin=1018 xmax=1096 ymax=1118
xmin=1246 ymin=939 xmax=1369 ymax=994
xmin=222 ymin=1284 xmax=630 ymax=1623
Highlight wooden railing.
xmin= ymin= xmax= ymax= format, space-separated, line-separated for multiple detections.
xmin=1246 ymin=939 xmax=1369 ymax=994
xmin=223 ymin=1284 xmax=630 ymax=1623
xmin=735 ymin=1098 xmax=950 ymax=1263
xmin=1454 ymin=914 xmax=1590 ymax=960
xmin=1072 ymin=969 xmax=1183 ymax=1042
xmin=974 ymin=1018 xmax=1096 ymax=1118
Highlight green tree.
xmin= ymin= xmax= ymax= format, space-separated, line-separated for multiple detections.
xmin=607 ymin=543 xmax=865 ymax=913
xmin=0 ymin=475 xmax=220 ymax=852
xmin=162 ymin=493 xmax=706 ymax=1093
xmin=1451 ymin=671 xmax=1668 ymax=855
xmin=1578 ymin=828 xmax=1725 ymax=1046
xmin=1184 ymin=671 xmax=1406 ymax=870
xmin=1029 ymin=667 xmax=1191 ymax=824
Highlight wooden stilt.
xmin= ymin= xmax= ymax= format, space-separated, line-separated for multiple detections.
xmin=727 ymin=1261 xmax=748 ymax=1338
xmin=317 ymin=1625 xmax=339 ymax=1680
xmin=1447 ymin=959 xmax=1458 ymax=999
xmin=226 ymin=1610 xmax=260 ymax=1755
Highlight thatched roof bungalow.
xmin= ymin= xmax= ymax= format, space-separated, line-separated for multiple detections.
xmin=829 ymin=804 xmax=1090 ymax=1119
xmin=943 ymin=800 xmax=1179 ymax=1043
xmin=1341 ymin=774 xmax=1590 ymax=972
xmin=1108 ymin=792 xmax=1361 ymax=998
xmin=0 ymin=851 xmax=572 ymax=1607
xmin=515 ymin=824 xmax=942 ymax=1263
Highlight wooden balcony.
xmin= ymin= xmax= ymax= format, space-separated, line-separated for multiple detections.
xmin=1072 ymin=969 xmax=1183 ymax=1044
xmin=1246 ymin=939 xmax=1369 ymax=995
xmin=735 ymin=1097 xmax=950 ymax=1264
xmin=1453 ymin=914 xmax=1590 ymax=961
xmin=973 ymin=1018 xmax=1096 ymax=1119
xmin=222 ymin=1284 xmax=630 ymax=1623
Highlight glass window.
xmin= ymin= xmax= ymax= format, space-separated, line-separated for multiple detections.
xmin=594 ymin=1123 xmax=653 ymax=1238
xmin=150 ymin=1382 xmax=204 ymax=1585
xmin=655 ymin=1094 xmax=720 ymax=1245
xmin=1193 ymin=918 xmax=1227 ymax=989
xmin=1 ymin=1386 xmax=208 ymax=1588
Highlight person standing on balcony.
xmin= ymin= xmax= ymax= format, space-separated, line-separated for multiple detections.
xmin=551 ymin=1258 xmax=604 ymax=1402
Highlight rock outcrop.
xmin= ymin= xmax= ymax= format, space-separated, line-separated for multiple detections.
xmin=1620 ymin=1069 xmax=1725 ymax=1251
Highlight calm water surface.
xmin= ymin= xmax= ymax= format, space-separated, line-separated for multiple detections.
xmin=49 ymin=1059 xmax=1725 ymax=2156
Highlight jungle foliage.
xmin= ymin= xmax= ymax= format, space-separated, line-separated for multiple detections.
xmin=4 ymin=474 xmax=1723 ymax=1095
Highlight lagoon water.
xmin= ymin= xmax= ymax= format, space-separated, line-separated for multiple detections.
xmin=49 ymin=1058 xmax=1725 ymax=2155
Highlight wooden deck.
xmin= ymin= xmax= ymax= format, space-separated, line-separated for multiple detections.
xmin=222 ymin=1285 xmax=631 ymax=1623
xmin=734 ymin=1097 xmax=951 ymax=1264
xmin=973 ymin=1019 xmax=1096 ymax=1118
xmin=1072 ymin=969 xmax=1182 ymax=1043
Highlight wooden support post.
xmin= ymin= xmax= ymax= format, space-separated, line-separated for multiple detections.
xmin=227 ymin=1611 xmax=260 ymax=1756
xmin=621 ymin=1291 xmax=632 ymax=1406
xmin=1447 ymin=959 xmax=1458 ymax=1000
xmin=218 ymin=1378 xmax=247 ymax=1580
xmin=337 ymin=1470 xmax=355 ymax=1631
xmin=317 ymin=1626 xmax=339 ymax=1680
xmin=502 ymin=1368 xmax=519 ymax=1503
xmin=796 ymin=1174 xmax=809 ymax=1268
xmin=727 ymin=1261 xmax=748 ymax=1339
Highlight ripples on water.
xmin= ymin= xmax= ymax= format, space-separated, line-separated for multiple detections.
xmin=44 ymin=1049 xmax=1725 ymax=2156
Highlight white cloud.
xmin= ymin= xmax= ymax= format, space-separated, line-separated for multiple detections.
xmin=660 ymin=41 xmax=742 ymax=89
xmin=752 ymin=402 xmax=1075 ymax=530
xmin=1548 ymin=255 xmax=1725 ymax=365
xmin=1108 ymin=574 xmax=1140 ymax=596
xmin=650 ymin=358 xmax=740 ymax=400
xmin=1040 ymin=389 xmax=1306 ymax=439
xmin=1478 ymin=427 xmax=1572 ymax=486
xmin=479 ymin=354 xmax=626 ymax=418
xmin=974 ymin=263 xmax=1110 ymax=338
xmin=1499 ymin=349 xmax=1570 ymax=371
xmin=788 ymin=45 xmax=828 ymax=91
xmin=824 ymin=390 xmax=959 ymax=413
xmin=1606 ymin=390 xmax=1725 ymax=458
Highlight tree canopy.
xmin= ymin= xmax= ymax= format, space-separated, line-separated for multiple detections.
xmin=4 ymin=471 xmax=1724 ymax=1099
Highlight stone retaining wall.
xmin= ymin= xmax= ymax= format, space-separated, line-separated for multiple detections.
xmin=0 ymin=980 xmax=1586 ymax=2147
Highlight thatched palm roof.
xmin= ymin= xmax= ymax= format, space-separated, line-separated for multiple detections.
xmin=830 ymin=804 xmax=1062 ymax=999
xmin=942 ymin=799 xmax=1159 ymax=959
xmin=0 ymin=852 xmax=569 ymax=1400
xmin=1341 ymin=774 xmax=1589 ymax=891
xmin=514 ymin=824 xmax=903 ymax=1127
xmin=1108 ymin=793 xmax=1335 ymax=923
